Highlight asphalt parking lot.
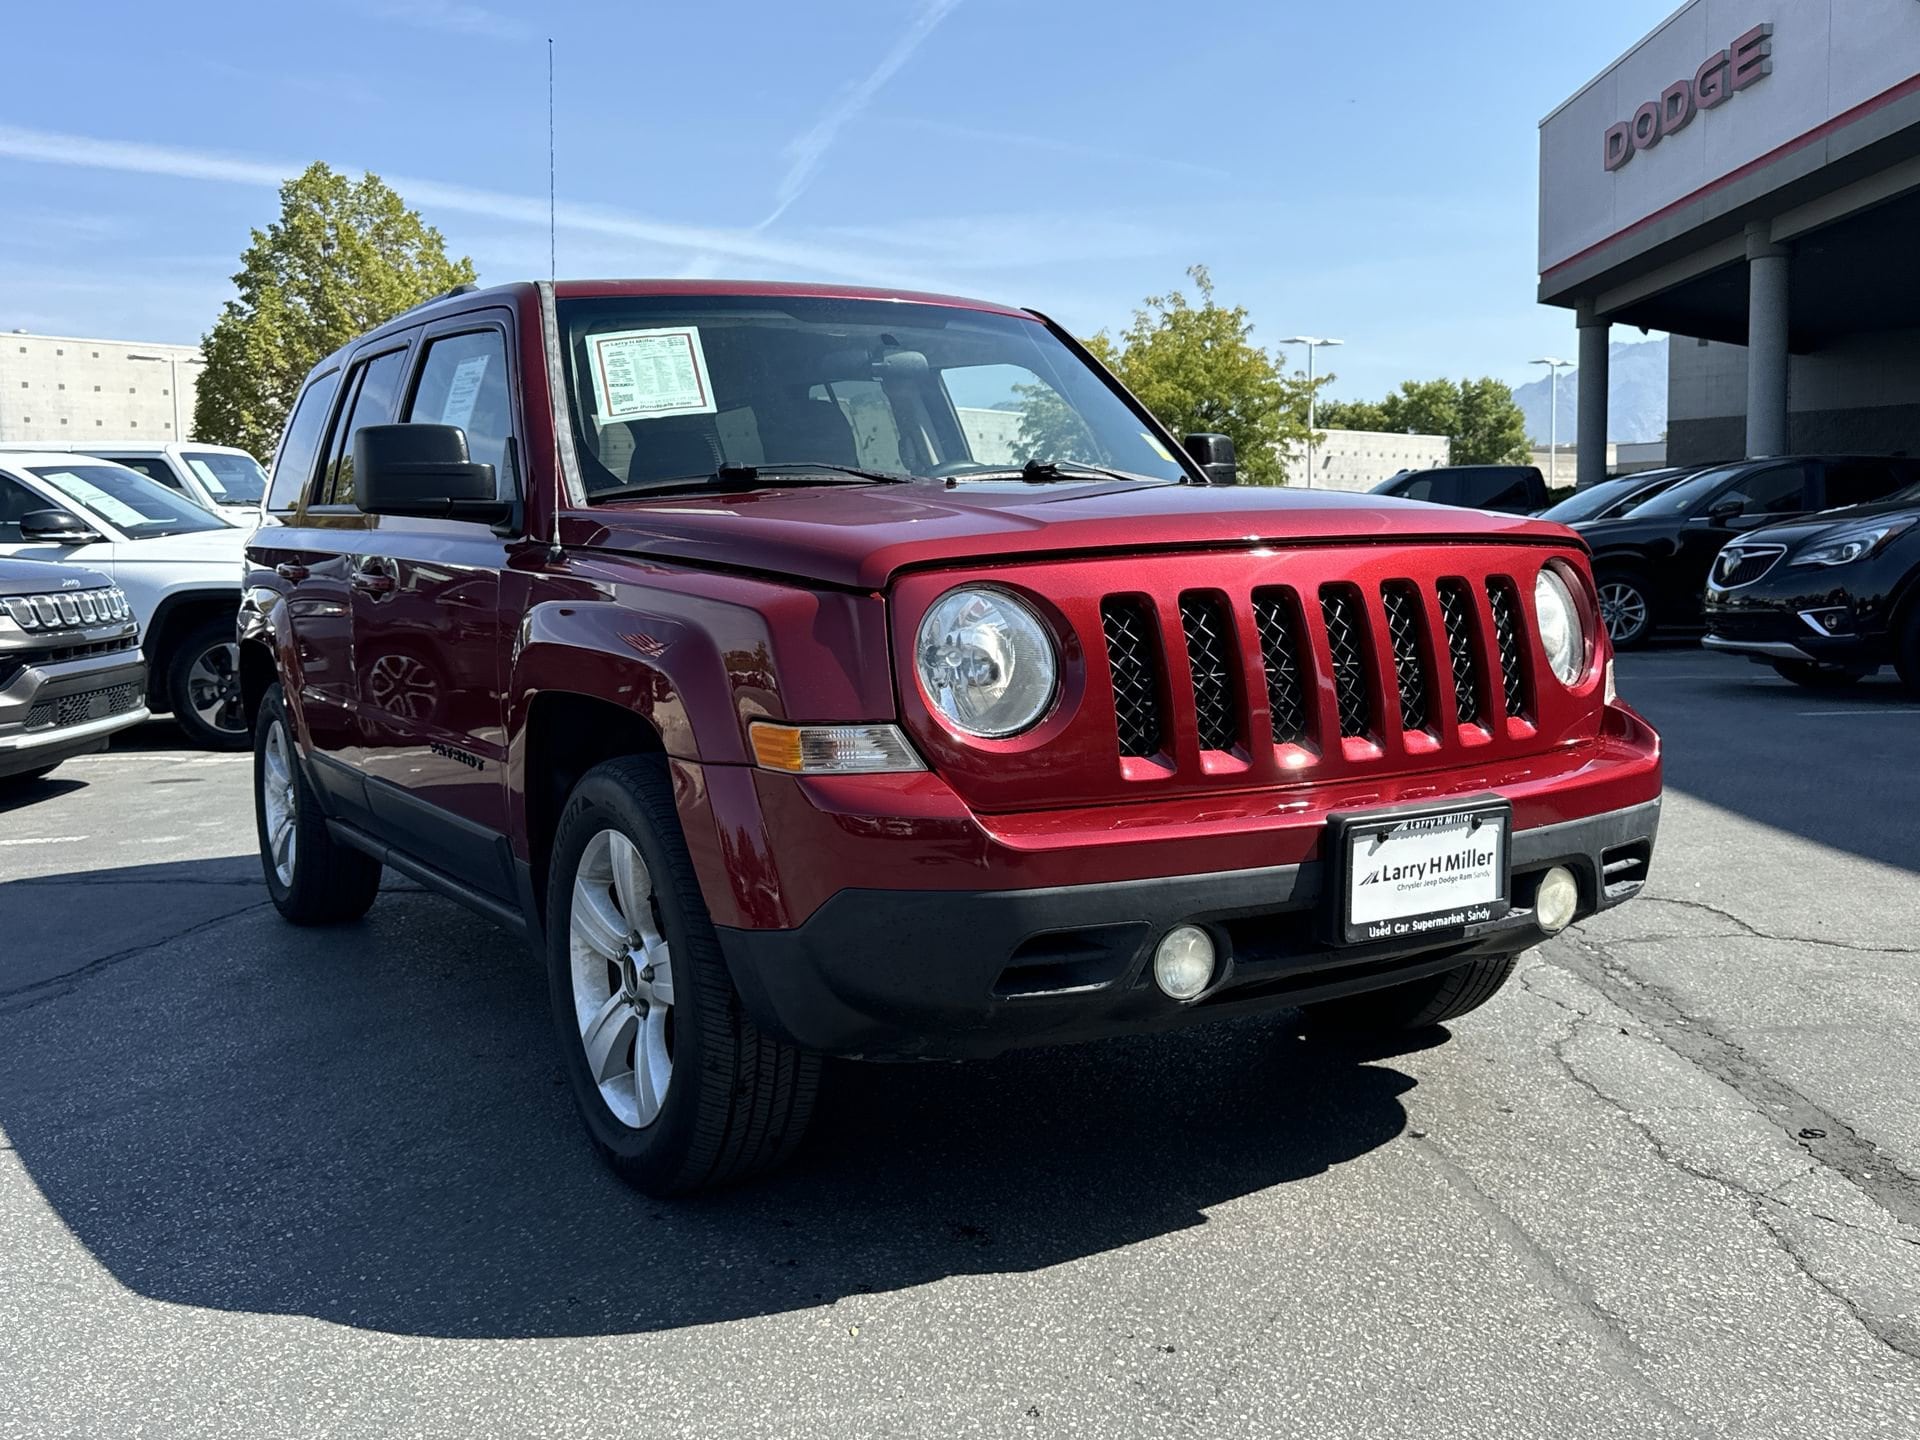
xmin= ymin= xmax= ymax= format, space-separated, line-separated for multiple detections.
xmin=2 ymin=647 xmax=1918 ymax=1439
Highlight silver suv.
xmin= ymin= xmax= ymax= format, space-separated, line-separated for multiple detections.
xmin=0 ymin=558 xmax=147 ymax=784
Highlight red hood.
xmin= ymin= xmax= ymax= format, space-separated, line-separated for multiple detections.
xmin=572 ymin=481 xmax=1583 ymax=590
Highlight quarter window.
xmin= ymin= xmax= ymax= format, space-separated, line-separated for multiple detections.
xmin=268 ymin=369 xmax=342 ymax=513
xmin=406 ymin=330 xmax=515 ymax=499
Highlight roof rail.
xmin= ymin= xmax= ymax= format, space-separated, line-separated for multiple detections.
xmin=390 ymin=281 xmax=483 ymax=323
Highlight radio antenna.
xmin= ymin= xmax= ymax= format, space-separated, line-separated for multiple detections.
xmin=547 ymin=38 xmax=557 ymax=281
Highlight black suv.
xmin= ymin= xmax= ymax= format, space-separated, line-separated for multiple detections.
xmin=1703 ymin=486 xmax=1920 ymax=690
xmin=1372 ymin=465 xmax=1549 ymax=515
xmin=1573 ymin=455 xmax=1920 ymax=648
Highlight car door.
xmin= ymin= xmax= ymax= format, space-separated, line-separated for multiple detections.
xmin=1672 ymin=461 xmax=1811 ymax=615
xmin=348 ymin=315 xmax=518 ymax=901
xmin=250 ymin=367 xmax=354 ymax=763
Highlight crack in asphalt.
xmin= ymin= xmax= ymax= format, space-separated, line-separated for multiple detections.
xmin=1531 ymin=943 xmax=1920 ymax=1363
xmin=1627 ymin=896 xmax=1920 ymax=957
xmin=0 ymin=902 xmax=271 ymax=1016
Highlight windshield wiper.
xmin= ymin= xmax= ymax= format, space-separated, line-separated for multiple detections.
xmin=595 ymin=461 xmax=911 ymax=500
xmin=946 ymin=458 xmax=1178 ymax=487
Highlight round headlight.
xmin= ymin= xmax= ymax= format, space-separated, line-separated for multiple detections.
xmin=915 ymin=587 xmax=1058 ymax=738
xmin=1534 ymin=566 xmax=1587 ymax=686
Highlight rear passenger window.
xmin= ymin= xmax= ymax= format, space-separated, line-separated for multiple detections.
xmin=1823 ymin=460 xmax=1904 ymax=509
xmin=320 ymin=350 xmax=408 ymax=506
xmin=1398 ymin=476 xmax=1434 ymax=501
xmin=406 ymin=330 xmax=515 ymax=499
xmin=1480 ymin=472 xmax=1530 ymax=510
xmin=268 ymin=370 xmax=341 ymax=513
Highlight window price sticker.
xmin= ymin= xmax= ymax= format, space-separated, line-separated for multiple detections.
xmin=584 ymin=326 xmax=718 ymax=424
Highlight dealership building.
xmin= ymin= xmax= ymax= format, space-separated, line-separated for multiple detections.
xmin=1540 ymin=0 xmax=1920 ymax=483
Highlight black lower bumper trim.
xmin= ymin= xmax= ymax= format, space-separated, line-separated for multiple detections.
xmin=716 ymin=797 xmax=1662 ymax=1060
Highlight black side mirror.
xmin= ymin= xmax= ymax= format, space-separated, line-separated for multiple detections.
xmin=1706 ymin=497 xmax=1743 ymax=523
xmin=19 ymin=509 xmax=104 ymax=544
xmin=1184 ymin=432 xmax=1238 ymax=485
xmin=353 ymin=425 xmax=508 ymax=526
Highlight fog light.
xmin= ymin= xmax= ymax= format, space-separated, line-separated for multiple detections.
xmin=1534 ymin=866 xmax=1579 ymax=934
xmin=1153 ymin=925 xmax=1217 ymax=1000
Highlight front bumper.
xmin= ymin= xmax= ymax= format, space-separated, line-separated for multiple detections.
xmin=716 ymin=797 xmax=1661 ymax=1060
xmin=1703 ymin=579 xmax=1890 ymax=668
xmin=0 ymin=649 xmax=150 ymax=778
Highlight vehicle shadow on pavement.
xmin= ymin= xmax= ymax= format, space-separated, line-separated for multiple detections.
xmin=0 ymin=857 xmax=1433 ymax=1340
xmin=1621 ymin=647 xmax=1920 ymax=875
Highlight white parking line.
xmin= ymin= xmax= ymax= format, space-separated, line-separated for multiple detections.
xmin=0 ymin=836 xmax=87 ymax=846
xmin=1793 ymin=708 xmax=1920 ymax=718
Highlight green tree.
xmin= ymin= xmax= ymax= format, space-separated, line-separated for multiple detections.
xmin=1316 ymin=376 xmax=1530 ymax=466
xmin=194 ymin=163 xmax=477 ymax=456
xmin=1075 ymin=266 xmax=1316 ymax=486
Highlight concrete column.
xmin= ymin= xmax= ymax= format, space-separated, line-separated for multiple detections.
xmin=1576 ymin=306 xmax=1610 ymax=488
xmin=1745 ymin=223 xmax=1791 ymax=458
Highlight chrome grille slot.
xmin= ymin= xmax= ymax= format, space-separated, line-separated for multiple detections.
xmin=1250 ymin=588 xmax=1308 ymax=746
xmin=1178 ymin=593 xmax=1239 ymax=752
xmin=1319 ymin=586 xmax=1373 ymax=739
xmin=1101 ymin=598 xmax=1164 ymax=758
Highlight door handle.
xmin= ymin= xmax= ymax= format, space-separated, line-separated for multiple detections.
xmin=274 ymin=562 xmax=309 ymax=582
xmin=350 ymin=572 xmax=396 ymax=596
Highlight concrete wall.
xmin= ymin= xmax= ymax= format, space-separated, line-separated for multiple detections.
xmin=1282 ymin=429 xmax=1451 ymax=492
xmin=955 ymin=407 xmax=1022 ymax=465
xmin=1667 ymin=330 xmax=1920 ymax=463
xmin=0 ymin=333 xmax=202 ymax=442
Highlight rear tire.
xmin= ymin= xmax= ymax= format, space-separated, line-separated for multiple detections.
xmin=1595 ymin=570 xmax=1654 ymax=650
xmin=1770 ymin=659 xmax=1872 ymax=689
xmin=168 ymin=617 xmax=251 ymax=750
xmin=546 ymin=754 xmax=819 ymax=1196
xmin=254 ymin=683 xmax=382 ymax=925
xmin=1305 ymin=954 xmax=1520 ymax=1034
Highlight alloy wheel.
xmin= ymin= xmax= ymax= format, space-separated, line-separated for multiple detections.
xmin=568 ymin=829 xmax=676 ymax=1129
xmin=1597 ymin=582 xmax=1649 ymax=643
xmin=187 ymin=642 xmax=247 ymax=734
xmin=260 ymin=718 xmax=298 ymax=888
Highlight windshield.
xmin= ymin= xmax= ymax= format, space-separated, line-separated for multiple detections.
xmin=557 ymin=295 xmax=1189 ymax=497
xmin=27 ymin=463 xmax=229 ymax=538
xmin=1540 ymin=475 xmax=1668 ymax=523
xmin=183 ymin=450 xmax=267 ymax=505
xmin=1625 ymin=463 xmax=1752 ymax=518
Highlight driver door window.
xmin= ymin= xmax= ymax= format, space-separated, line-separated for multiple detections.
xmin=0 ymin=476 xmax=56 ymax=544
xmin=405 ymin=330 xmax=517 ymax=501
xmin=1717 ymin=465 xmax=1806 ymax=517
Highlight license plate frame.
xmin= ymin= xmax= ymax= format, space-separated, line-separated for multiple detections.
xmin=1327 ymin=799 xmax=1512 ymax=947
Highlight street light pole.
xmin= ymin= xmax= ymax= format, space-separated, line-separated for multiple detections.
xmin=1531 ymin=357 xmax=1569 ymax=488
xmin=1282 ymin=336 xmax=1344 ymax=488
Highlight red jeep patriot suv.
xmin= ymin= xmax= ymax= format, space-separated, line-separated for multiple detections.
xmin=240 ymin=281 xmax=1661 ymax=1194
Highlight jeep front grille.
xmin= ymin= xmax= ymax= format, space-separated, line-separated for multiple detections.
xmin=1 ymin=587 xmax=132 ymax=632
xmin=1095 ymin=568 xmax=1537 ymax=767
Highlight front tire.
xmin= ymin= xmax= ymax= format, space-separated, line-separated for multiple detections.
xmin=1595 ymin=570 xmax=1655 ymax=650
xmin=168 ymin=617 xmax=251 ymax=750
xmin=254 ymin=683 xmax=382 ymax=924
xmin=546 ymin=755 xmax=819 ymax=1195
xmin=1305 ymin=954 xmax=1520 ymax=1034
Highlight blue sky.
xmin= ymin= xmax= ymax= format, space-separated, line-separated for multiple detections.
xmin=1 ymin=0 xmax=1679 ymax=402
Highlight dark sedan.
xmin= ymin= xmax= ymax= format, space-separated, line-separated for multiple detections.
xmin=1573 ymin=455 xmax=1920 ymax=647
xmin=1703 ymin=489 xmax=1920 ymax=691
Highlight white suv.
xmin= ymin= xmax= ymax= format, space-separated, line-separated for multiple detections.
xmin=0 ymin=453 xmax=248 ymax=748
xmin=0 ymin=442 xmax=266 ymax=523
